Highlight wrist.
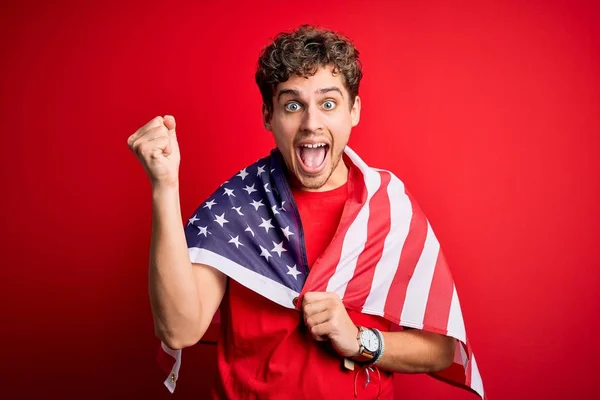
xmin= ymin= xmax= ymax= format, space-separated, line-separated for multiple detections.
xmin=152 ymin=181 xmax=180 ymax=197
xmin=371 ymin=328 xmax=385 ymax=365
xmin=351 ymin=326 xmax=384 ymax=365
xmin=349 ymin=325 xmax=361 ymax=358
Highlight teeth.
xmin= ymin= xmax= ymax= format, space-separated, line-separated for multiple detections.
xmin=301 ymin=143 xmax=327 ymax=149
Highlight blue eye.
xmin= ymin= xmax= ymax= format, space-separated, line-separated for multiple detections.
xmin=285 ymin=102 xmax=301 ymax=112
xmin=323 ymin=100 xmax=336 ymax=110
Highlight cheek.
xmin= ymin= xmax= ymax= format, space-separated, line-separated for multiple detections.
xmin=327 ymin=111 xmax=352 ymax=129
xmin=328 ymin=117 xmax=352 ymax=142
xmin=271 ymin=129 xmax=296 ymax=154
xmin=272 ymin=119 xmax=300 ymax=144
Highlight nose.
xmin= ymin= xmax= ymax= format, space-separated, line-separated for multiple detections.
xmin=299 ymin=104 xmax=324 ymax=133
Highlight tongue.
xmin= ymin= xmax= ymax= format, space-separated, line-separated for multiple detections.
xmin=300 ymin=147 xmax=326 ymax=168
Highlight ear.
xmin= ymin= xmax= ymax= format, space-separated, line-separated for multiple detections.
xmin=262 ymin=104 xmax=272 ymax=131
xmin=350 ymin=95 xmax=361 ymax=127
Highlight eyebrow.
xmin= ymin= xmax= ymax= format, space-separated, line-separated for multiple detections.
xmin=277 ymin=86 xmax=344 ymax=102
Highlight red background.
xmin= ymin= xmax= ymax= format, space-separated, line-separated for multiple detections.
xmin=1 ymin=1 xmax=599 ymax=399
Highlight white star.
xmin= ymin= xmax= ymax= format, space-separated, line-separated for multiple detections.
xmin=271 ymin=241 xmax=287 ymax=257
xmin=271 ymin=168 xmax=275 ymax=173
xmin=281 ymin=226 xmax=294 ymax=240
xmin=232 ymin=206 xmax=244 ymax=216
xmin=203 ymin=199 xmax=217 ymax=210
xmin=257 ymin=165 xmax=266 ymax=176
xmin=259 ymin=217 xmax=274 ymax=233
xmin=197 ymin=226 xmax=209 ymax=237
xmin=286 ymin=264 xmax=302 ymax=280
xmin=220 ymin=180 xmax=229 ymax=186
xmin=259 ymin=245 xmax=272 ymax=261
xmin=223 ymin=187 xmax=235 ymax=197
xmin=271 ymin=205 xmax=280 ymax=215
xmin=264 ymin=183 xmax=271 ymax=193
xmin=228 ymin=235 xmax=244 ymax=249
xmin=280 ymin=201 xmax=286 ymax=210
xmin=237 ymin=168 xmax=249 ymax=180
xmin=250 ymin=199 xmax=265 ymax=211
xmin=188 ymin=214 xmax=199 ymax=225
xmin=214 ymin=213 xmax=228 ymax=227
xmin=243 ymin=184 xmax=257 ymax=195
xmin=245 ymin=224 xmax=255 ymax=237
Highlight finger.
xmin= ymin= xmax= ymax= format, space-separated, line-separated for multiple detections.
xmin=310 ymin=321 xmax=332 ymax=341
xmin=302 ymin=291 xmax=338 ymax=307
xmin=131 ymin=125 xmax=169 ymax=151
xmin=163 ymin=115 xmax=178 ymax=149
xmin=163 ymin=115 xmax=176 ymax=132
xmin=143 ymin=115 xmax=165 ymax=132
xmin=128 ymin=116 xmax=164 ymax=147
xmin=163 ymin=137 xmax=172 ymax=156
xmin=302 ymin=301 xmax=329 ymax=319
xmin=137 ymin=136 xmax=170 ymax=159
xmin=305 ymin=310 xmax=330 ymax=329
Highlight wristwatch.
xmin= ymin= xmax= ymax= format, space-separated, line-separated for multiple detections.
xmin=353 ymin=326 xmax=380 ymax=363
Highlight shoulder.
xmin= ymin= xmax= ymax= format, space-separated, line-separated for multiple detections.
xmin=344 ymin=147 xmax=407 ymax=192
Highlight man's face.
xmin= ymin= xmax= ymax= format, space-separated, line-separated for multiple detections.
xmin=264 ymin=65 xmax=361 ymax=191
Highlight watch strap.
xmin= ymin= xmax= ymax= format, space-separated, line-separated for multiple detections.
xmin=371 ymin=328 xmax=385 ymax=365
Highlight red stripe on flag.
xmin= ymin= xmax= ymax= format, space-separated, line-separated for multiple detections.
xmin=301 ymin=157 xmax=369 ymax=295
xmin=343 ymin=171 xmax=391 ymax=308
xmin=382 ymin=191 xmax=427 ymax=324
xmin=422 ymin=251 xmax=453 ymax=335
xmin=429 ymin=362 xmax=468 ymax=389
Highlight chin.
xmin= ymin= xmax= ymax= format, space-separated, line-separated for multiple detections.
xmin=292 ymin=156 xmax=340 ymax=191
xmin=295 ymin=173 xmax=332 ymax=190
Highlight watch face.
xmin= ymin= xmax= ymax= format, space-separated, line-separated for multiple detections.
xmin=360 ymin=329 xmax=379 ymax=352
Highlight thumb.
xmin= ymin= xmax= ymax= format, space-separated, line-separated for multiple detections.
xmin=163 ymin=115 xmax=176 ymax=134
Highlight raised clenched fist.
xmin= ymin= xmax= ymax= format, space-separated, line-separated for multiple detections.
xmin=127 ymin=115 xmax=180 ymax=189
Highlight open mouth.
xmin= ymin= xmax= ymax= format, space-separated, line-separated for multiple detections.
xmin=295 ymin=142 xmax=330 ymax=175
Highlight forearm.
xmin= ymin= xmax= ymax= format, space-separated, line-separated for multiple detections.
xmin=148 ymin=184 xmax=201 ymax=347
xmin=374 ymin=329 xmax=456 ymax=373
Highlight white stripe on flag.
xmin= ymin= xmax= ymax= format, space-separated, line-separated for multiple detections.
xmin=188 ymin=248 xmax=299 ymax=309
xmin=326 ymin=148 xmax=381 ymax=296
xmin=161 ymin=342 xmax=182 ymax=393
xmin=399 ymin=222 xmax=440 ymax=327
xmin=362 ymin=171 xmax=412 ymax=314
xmin=470 ymin=353 xmax=485 ymax=398
xmin=447 ymin=285 xmax=467 ymax=343
xmin=453 ymin=340 xmax=468 ymax=366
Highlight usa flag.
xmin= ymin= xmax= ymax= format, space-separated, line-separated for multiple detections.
xmin=157 ymin=146 xmax=485 ymax=399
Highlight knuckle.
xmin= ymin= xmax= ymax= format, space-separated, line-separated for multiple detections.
xmin=131 ymin=139 xmax=142 ymax=153
xmin=139 ymin=143 xmax=153 ymax=157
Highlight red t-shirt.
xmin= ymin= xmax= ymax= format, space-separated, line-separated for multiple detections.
xmin=211 ymin=163 xmax=395 ymax=399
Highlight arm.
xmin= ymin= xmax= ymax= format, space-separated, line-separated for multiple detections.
xmin=127 ymin=115 xmax=226 ymax=351
xmin=369 ymin=327 xmax=456 ymax=373
xmin=302 ymin=292 xmax=455 ymax=374
xmin=149 ymin=184 xmax=227 ymax=350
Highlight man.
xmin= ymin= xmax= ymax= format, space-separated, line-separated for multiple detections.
xmin=127 ymin=25 xmax=484 ymax=399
